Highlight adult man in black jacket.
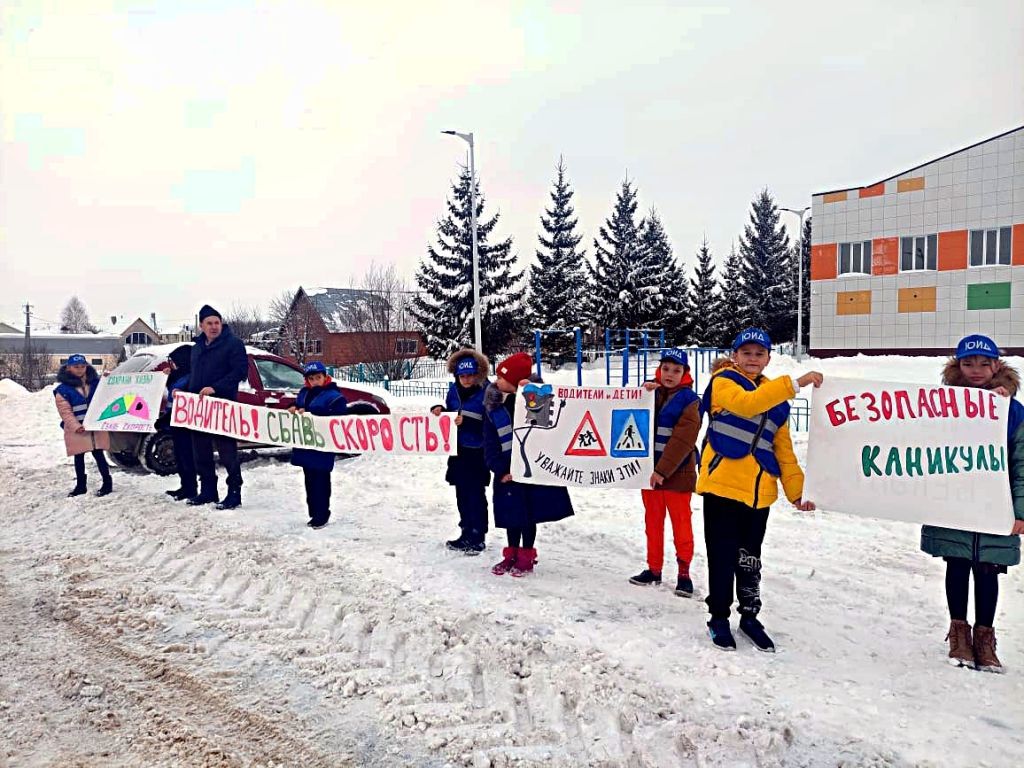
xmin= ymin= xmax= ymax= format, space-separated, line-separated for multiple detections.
xmin=187 ymin=304 xmax=249 ymax=510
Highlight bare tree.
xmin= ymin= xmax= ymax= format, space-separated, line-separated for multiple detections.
xmin=1 ymin=339 xmax=52 ymax=391
xmin=60 ymin=296 xmax=97 ymax=333
xmin=278 ymin=292 xmax=324 ymax=365
xmin=268 ymin=290 xmax=297 ymax=328
xmin=222 ymin=302 xmax=266 ymax=344
xmin=347 ymin=263 xmax=423 ymax=381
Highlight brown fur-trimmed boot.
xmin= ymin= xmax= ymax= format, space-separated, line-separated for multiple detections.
xmin=973 ymin=625 xmax=1004 ymax=673
xmin=946 ymin=620 xmax=974 ymax=668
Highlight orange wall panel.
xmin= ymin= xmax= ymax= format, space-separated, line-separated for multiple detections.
xmin=937 ymin=230 xmax=968 ymax=271
xmin=1013 ymin=224 xmax=1024 ymax=266
xmin=897 ymin=177 xmax=925 ymax=193
xmin=823 ymin=191 xmax=848 ymax=204
xmin=871 ymin=237 xmax=899 ymax=275
xmin=811 ymin=243 xmax=838 ymax=280
xmin=836 ymin=291 xmax=871 ymax=316
xmin=898 ymin=286 xmax=937 ymax=313
xmin=859 ymin=183 xmax=885 ymax=198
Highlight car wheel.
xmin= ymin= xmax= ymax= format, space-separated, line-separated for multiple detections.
xmin=142 ymin=431 xmax=178 ymax=476
xmin=108 ymin=450 xmax=141 ymax=470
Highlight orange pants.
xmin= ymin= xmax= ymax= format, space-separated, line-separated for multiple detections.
xmin=641 ymin=489 xmax=694 ymax=574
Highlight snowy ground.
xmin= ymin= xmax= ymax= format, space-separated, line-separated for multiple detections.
xmin=2 ymin=354 xmax=1023 ymax=767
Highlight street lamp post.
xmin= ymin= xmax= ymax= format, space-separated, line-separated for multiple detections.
xmin=780 ymin=205 xmax=810 ymax=361
xmin=441 ymin=130 xmax=482 ymax=354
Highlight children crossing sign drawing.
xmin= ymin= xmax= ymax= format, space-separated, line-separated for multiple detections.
xmin=566 ymin=412 xmax=606 ymax=457
xmin=511 ymin=385 xmax=655 ymax=489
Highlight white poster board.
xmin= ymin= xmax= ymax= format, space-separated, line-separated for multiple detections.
xmin=511 ymin=384 xmax=655 ymax=489
xmin=83 ymin=372 xmax=168 ymax=432
xmin=804 ymin=377 xmax=1015 ymax=534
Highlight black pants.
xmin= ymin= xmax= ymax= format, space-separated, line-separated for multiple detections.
xmin=74 ymin=451 xmax=111 ymax=483
xmin=506 ymin=525 xmax=537 ymax=549
xmin=191 ymin=432 xmax=242 ymax=493
xmin=945 ymin=557 xmax=1000 ymax=627
xmin=303 ymin=467 xmax=332 ymax=523
xmin=703 ymin=493 xmax=770 ymax=620
xmin=455 ymin=482 xmax=489 ymax=543
xmin=171 ymin=426 xmax=197 ymax=494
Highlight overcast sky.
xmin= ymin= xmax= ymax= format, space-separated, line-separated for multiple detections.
xmin=2 ymin=0 xmax=1022 ymax=332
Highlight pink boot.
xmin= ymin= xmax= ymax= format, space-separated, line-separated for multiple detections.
xmin=510 ymin=547 xmax=537 ymax=577
xmin=491 ymin=547 xmax=518 ymax=575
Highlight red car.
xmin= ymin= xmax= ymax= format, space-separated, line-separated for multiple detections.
xmin=107 ymin=343 xmax=390 ymax=475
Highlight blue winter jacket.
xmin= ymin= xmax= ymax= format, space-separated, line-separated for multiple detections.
xmin=446 ymin=382 xmax=487 ymax=450
xmin=290 ymin=381 xmax=349 ymax=472
xmin=54 ymin=365 xmax=100 ymax=428
xmin=482 ymin=382 xmax=574 ymax=529
xmin=166 ymin=372 xmax=189 ymax=415
xmin=188 ymin=325 xmax=248 ymax=401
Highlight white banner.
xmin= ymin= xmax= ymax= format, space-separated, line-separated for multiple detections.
xmin=83 ymin=372 xmax=168 ymax=432
xmin=511 ymin=384 xmax=655 ymax=489
xmin=171 ymin=391 xmax=455 ymax=456
xmin=804 ymin=377 xmax=1015 ymax=534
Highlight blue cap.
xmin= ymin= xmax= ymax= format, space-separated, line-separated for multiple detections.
xmin=303 ymin=361 xmax=327 ymax=376
xmin=955 ymin=334 xmax=1000 ymax=360
xmin=659 ymin=348 xmax=689 ymax=367
xmin=67 ymin=354 xmax=87 ymax=366
xmin=732 ymin=328 xmax=772 ymax=352
xmin=455 ymin=357 xmax=479 ymax=376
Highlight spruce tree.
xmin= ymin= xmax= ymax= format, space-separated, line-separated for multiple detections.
xmin=638 ymin=209 xmax=687 ymax=343
xmin=685 ymin=236 xmax=723 ymax=347
xmin=527 ymin=158 xmax=590 ymax=356
xmin=411 ymin=166 xmax=522 ymax=357
xmin=589 ymin=177 xmax=647 ymax=331
xmin=798 ymin=216 xmax=811 ymax=351
xmin=716 ymin=241 xmax=746 ymax=347
xmin=738 ymin=188 xmax=792 ymax=342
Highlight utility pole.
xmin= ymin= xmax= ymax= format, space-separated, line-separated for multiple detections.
xmin=22 ymin=302 xmax=33 ymax=388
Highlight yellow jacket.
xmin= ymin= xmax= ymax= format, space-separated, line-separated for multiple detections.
xmin=696 ymin=360 xmax=804 ymax=509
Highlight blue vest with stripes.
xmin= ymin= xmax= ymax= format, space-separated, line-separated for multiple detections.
xmin=446 ymin=383 xmax=487 ymax=449
xmin=653 ymin=388 xmax=700 ymax=465
xmin=488 ymin=399 xmax=515 ymax=458
xmin=54 ymin=379 xmax=96 ymax=429
xmin=702 ymin=369 xmax=790 ymax=477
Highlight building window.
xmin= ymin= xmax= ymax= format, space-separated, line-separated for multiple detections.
xmin=297 ymin=339 xmax=322 ymax=355
xmin=394 ymin=338 xmax=419 ymax=355
xmin=125 ymin=332 xmax=152 ymax=345
xmin=900 ymin=234 xmax=937 ymax=271
xmin=59 ymin=357 xmax=67 ymax=364
xmin=91 ymin=358 xmax=103 ymax=365
xmin=969 ymin=227 xmax=1012 ymax=267
xmin=838 ymin=241 xmax=872 ymax=275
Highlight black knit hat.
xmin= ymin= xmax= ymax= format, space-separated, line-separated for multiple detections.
xmin=198 ymin=304 xmax=222 ymax=322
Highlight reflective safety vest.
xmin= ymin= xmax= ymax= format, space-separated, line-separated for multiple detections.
xmin=653 ymin=387 xmax=700 ymax=466
xmin=446 ymin=382 xmax=487 ymax=449
xmin=701 ymin=369 xmax=790 ymax=477
xmin=487 ymin=399 xmax=515 ymax=457
xmin=54 ymin=379 xmax=95 ymax=429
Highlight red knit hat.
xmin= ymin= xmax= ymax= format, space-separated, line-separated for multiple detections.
xmin=495 ymin=352 xmax=533 ymax=385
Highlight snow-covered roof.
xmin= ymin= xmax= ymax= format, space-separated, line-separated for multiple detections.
xmin=303 ymin=287 xmax=380 ymax=333
xmin=0 ymin=332 xmax=123 ymax=354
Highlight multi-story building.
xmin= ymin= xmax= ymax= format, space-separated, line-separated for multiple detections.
xmin=809 ymin=125 xmax=1024 ymax=356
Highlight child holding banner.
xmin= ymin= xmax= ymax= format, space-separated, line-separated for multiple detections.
xmin=53 ymin=354 xmax=113 ymax=497
xmin=920 ymin=334 xmax=1024 ymax=673
xmin=629 ymin=348 xmax=702 ymax=597
xmin=484 ymin=352 xmax=574 ymax=577
xmin=431 ymin=348 xmax=491 ymax=555
xmin=288 ymin=362 xmax=349 ymax=529
xmin=697 ymin=328 xmax=821 ymax=652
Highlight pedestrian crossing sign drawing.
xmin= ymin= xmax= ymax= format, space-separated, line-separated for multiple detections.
xmin=610 ymin=409 xmax=649 ymax=458
xmin=565 ymin=411 xmax=607 ymax=456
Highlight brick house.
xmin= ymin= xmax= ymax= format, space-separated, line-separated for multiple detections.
xmin=279 ymin=287 xmax=427 ymax=371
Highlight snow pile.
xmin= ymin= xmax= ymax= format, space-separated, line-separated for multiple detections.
xmin=0 ymin=378 xmax=29 ymax=398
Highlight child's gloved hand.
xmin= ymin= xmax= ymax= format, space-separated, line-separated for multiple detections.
xmin=797 ymin=372 xmax=824 ymax=389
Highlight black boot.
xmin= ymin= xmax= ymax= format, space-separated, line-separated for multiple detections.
xmin=629 ymin=569 xmax=662 ymax=586
xmin=68 ymin=479 xmax=87 ymax=497
xmin=166 ymin=486 xmax=197 ymax=501
xmin=96 ymin=477 xmax=113 ymax=497
xmin=187 ymin=486 xmax=219 ymax=506
xmin=445 ymin=532 xmax=470 ymax=551
xmin=216 ymin=489 xmax=242 ymax=510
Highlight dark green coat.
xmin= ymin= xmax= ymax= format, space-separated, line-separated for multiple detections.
xmin=920 ymin=361 xmax=1024 ymax=567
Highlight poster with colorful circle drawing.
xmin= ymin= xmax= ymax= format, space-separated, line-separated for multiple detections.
xmin=83 ymin=372 xmax=168 ymax=432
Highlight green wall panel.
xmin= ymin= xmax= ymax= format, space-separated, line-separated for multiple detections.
xmin=967 ymin=282 xmax=1011 ymax=310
